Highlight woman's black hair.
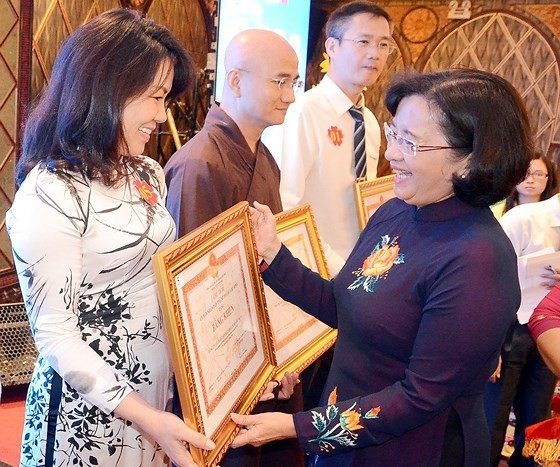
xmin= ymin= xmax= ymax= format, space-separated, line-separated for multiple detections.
xmin=17 ymin=8 xmax=194 ymax=187
xmin=385 ymin=68 xmax=534 ymax=207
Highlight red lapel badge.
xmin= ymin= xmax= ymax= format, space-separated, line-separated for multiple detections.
xmin=328 ymin=126 xmax=344 ymax=146
xmin=133 ymin=179 xmax=158 ymax=206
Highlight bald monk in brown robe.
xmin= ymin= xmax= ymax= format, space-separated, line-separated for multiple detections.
xmin=165 ymin=29 xmax=300 ymax=235
xmin=165 ymin=30 xmax=304 ymax=467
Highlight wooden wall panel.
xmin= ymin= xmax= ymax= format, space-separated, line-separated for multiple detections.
xmin=1 ymin=0 xmax=559 ymax=271
xmin=0 ymin=0 xmax=20 ymax=270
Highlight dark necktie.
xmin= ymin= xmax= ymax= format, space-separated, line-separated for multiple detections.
xmin=349 ymin=105 xmax=366 ymax=180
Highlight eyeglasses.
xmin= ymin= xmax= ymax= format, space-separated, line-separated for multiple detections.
xmin=233 ymin=68 xmax=303 ymax=92
xmin=525 ymin=170 xmax=548 ymax=180
xmin=384 ymin=122 xmax=470 ymax=157
xmin=270 ymin=77 xmax=304 ymax=92
xmin=336 ymin=37 xmax=397 ymax=55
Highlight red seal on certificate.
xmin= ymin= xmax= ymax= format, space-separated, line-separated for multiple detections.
xmin=328 ymin=126 xmax=343 ymax=146
xmin=209 ymin=251 xmax=219 ymax=279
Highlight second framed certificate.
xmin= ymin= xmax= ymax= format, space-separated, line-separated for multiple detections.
xmin=266 ymin=204 xmax=337 ymax=378
xmin=152 ymin=201 xmax=275 ymax=467
xmin=354 ymin=174 xmax=396 ymax=230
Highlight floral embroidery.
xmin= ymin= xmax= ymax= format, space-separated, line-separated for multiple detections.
xmin=348 ymin=235 xmax=404 ymax=293
xmin=309 ymin=386 xmax=381 ymax=452
xmin=328 ymin=126 xmax=344 ymax=146
xmin=328 ymin=386 xmax=338 ymax=405
xmin=133 ymin=179 xmax=158 ymax=206
xmin=340 ymin=407 xmax=364 ymax=431
xmin=365 ymin=406 xmax=381 ymax=418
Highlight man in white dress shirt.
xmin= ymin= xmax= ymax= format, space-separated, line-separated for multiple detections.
xmin=279 ymin=1 xmax=394 ymax=274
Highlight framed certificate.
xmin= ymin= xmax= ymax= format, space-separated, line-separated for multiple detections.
xmin=265 ymin=204 xmax=337 ymax=378
xmin=354 ymin=174 xmax=396 ymax=230
xmin=152 ymin=201 xmax=276 ymax=467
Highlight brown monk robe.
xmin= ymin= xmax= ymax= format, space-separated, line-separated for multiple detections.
xmin=165 ymin=29 xmax=304 ymax=467
xmin=165 ymin=103 xmax=283 ymax=235
xmin=165 ymin=103 xmax=303 ymax=467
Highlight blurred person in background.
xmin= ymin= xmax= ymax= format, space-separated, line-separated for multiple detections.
xmin=503 ymin=153 xmax=557 ymax=214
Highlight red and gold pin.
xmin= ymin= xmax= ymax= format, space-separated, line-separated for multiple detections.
xmin=133 ymin=179 xmax=158 ymax=206
xmin=328 ymin=126 xmax=344 ymax=146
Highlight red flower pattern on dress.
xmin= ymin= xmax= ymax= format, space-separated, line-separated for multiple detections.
xmin=361 ymin=244 xmax=400 ymax=277
xmin=365 ymin=406 xmax=381 ymax=418
xmin=328 ymin=386 xmax=338 ymax=405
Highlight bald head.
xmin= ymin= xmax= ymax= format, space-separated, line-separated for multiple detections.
xmin=220 ymin=29 xmax=299 ymax=150
xmin=224 ymin=29 xmax=297 ymax=75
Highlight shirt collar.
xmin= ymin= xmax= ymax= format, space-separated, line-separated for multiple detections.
xmin=320 ymin=75 xmax=363 ymax=117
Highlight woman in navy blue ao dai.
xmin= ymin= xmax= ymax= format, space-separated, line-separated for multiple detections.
xmin=230 ymin=68 xmax=534 ymax=467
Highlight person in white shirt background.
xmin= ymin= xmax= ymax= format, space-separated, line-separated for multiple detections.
xmin=485 ymin=189 xmax=560 ymax=467
xmin=502 ymin=153 xmax=557 ymax=215
xmin=278 ymin=0 xmax=394 ymax=276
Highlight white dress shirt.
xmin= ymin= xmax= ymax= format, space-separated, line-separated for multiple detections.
xmin=279 ymin=75 xmax=381 ymax=274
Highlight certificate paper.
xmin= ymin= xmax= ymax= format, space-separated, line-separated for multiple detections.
xmin=175 ymin=235 xmax=262 ymax=434
xmin=517 ymin=248 xmax=560 ymax=324
xmin=153 ymin=202 xmax=275 ymax=467
xmin=265 ymin=205 xmax=337 ymax=377
xmin=354 ymin=174 xmax=396 ymax=231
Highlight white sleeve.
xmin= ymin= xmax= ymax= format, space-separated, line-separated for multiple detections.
xmin=279 ymin=102 xmax=318 ymax=210
xmin=8 ymin=172 xmax=133 ymax=414
xmin=499 ymin=209 xmax=531 ymax=256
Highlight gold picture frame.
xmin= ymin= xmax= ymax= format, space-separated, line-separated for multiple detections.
xmin=266 ymin=204 xmax=337 ymax=378
xmin=354 ymin=174 xmax=396 ymax=231
xmin=152 ymin=201 xmax=276 ymax=467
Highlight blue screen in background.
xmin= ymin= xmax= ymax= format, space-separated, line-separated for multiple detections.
xmin=214 ymin=0 xmax=311 ymax=103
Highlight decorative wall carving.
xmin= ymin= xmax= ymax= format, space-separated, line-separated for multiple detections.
xmin=400 ymin=7 xmax=439 ymax=43
xmin=1 ymin=1 xmax=560 ymax=269
xmin=0 ymin=0 xmax=20 ymax=270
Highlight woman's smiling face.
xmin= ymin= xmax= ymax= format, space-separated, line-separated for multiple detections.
xmin=385 ymin=95 xmax=470 ymax=208
xmin=121 ymin=59 xmax=173 ymax=156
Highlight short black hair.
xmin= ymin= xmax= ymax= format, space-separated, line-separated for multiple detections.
xmin=326 ymin=1 xmax=392 ymax=39
xmin=17 ymin=8 xmax=195 ymax=187
xmin=385 ymin=68 xmax=533 ymax=207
